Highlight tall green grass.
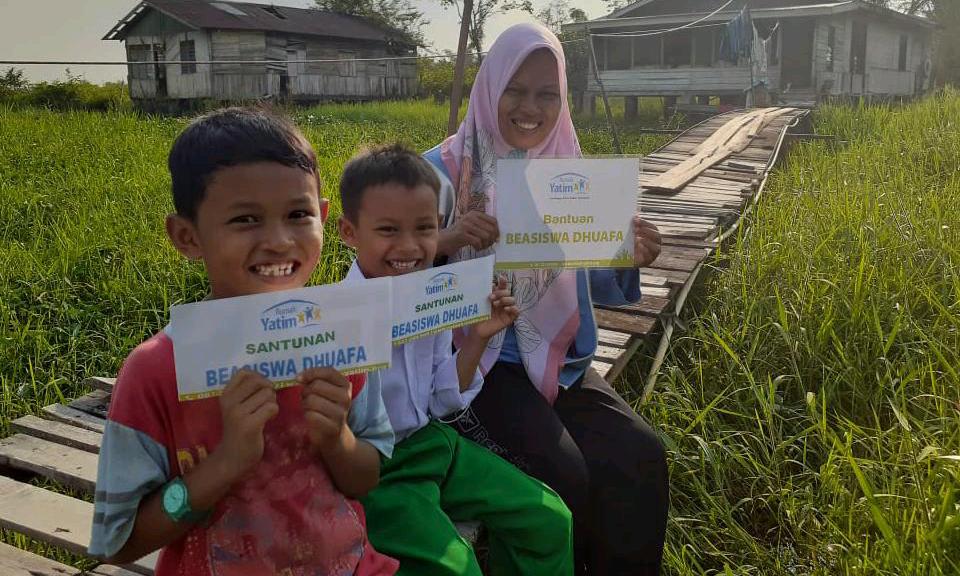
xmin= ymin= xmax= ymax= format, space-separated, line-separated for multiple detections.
xmin=646 ymin=90 xmax=960 ymax=574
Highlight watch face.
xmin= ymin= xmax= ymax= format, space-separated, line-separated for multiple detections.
xmin=163 ymin=481 xmax=187 ymax=513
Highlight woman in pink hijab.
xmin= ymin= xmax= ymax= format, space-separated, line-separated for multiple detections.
xmin=423 ymin=22 xmax=668 ymax=576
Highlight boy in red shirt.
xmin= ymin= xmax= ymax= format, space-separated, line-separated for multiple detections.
xmin=88 ymin=108 xmax=397 ymax=576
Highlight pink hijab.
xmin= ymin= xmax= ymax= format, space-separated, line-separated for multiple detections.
xmin=440 ymin=22 xmax=581 ymax=404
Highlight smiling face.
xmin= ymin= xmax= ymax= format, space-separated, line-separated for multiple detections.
xmin=497 ymin=48 xmax=562 ymax=151
xmin=338 ymin=182 xmax=439 ymax=279
xmin=166 ymin=161 xmax=327 ymax=299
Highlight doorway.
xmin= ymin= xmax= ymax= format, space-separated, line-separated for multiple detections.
xmin=850 ymin=21 xmax=868 ymax=94
xmin=780 ymin=19 xmax=815 ymax=90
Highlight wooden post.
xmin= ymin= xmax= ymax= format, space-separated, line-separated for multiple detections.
xmin=447 ymin=0 xmax=474 ymax=136
xmin=587 ymin=31 xmax=623 ymax=154
xmin=625 ymin=96 xmax=638 ymax=120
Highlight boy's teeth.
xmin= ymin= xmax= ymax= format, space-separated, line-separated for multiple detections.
xmin=255 ymin=263 xmax=294 ymax=277
xmin=390 ymin=260 xmax=417 ymax=270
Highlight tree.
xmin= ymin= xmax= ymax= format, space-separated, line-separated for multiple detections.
xmin=602 ymin=0 xmax=632 ymax=14
xmin=0 ymin=67 xmax=27 ymax=100
xmin=438 ymin=0 xmax=534 ymax=61
xmin=537 ymin=0 xmax=572 ymax=34
xmin=314 ymin=0 xmax=428 ymax=47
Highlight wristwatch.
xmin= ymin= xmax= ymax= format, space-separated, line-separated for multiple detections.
xmin=161 ymin=477 xmax=208 ymax=523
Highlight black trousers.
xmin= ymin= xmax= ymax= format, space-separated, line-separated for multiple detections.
xmin=451 ymin=362 xmax=669 ymax=576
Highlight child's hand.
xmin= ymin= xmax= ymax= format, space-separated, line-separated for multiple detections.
xmin=215 ymin=370 xmax=279 ymax=481
xmin=297 ymin=367 xmax=352 ymax=452
xmin=473 ymin=277 xmax=519 ymax=340
xmin=634 ymin=215 xmax=662 ymax=268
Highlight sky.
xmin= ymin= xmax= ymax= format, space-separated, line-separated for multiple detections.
xmin=0 ymin=0 xmax=611 ymax=85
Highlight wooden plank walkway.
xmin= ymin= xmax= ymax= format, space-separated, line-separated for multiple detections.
xmin=0 ymin=107 xmax=809 ymax=573
xmin=590 ymin=107 xmax=809 ymax=384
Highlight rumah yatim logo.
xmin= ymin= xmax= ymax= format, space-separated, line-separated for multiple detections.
xmin=260 ymin=299 xmax=322 ymax=332
xmin=548 ymin=172 xmax=591 ymax=200
xmin=425 ymin=272 xmax=459 ymax=296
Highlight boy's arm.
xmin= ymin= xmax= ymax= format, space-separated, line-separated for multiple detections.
xmin=455 ymin=281 xmax=518 ymax=391
xmin=107 ymin=451 xmax=242 ymax=564
xmin=300 ymin=368 xmax=393 ymax=499
xmin=103 ymin=371 xmax=279 ymax=564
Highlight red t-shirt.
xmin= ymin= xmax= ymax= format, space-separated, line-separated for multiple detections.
xmin=108 ymin=332 xmax=397 ymax=576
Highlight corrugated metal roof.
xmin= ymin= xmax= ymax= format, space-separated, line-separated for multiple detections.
xmin=105 ymin=0 xmax=413 ymax=45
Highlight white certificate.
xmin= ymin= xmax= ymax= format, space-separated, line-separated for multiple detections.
xmin=170 ymin=278 xmax=392 ymax=401
xmin=495 ymin=158 xmax=639 ymax=270
xmin=390 ymin=255 xmax=495 ymax=345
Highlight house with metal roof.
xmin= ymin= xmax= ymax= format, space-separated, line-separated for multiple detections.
xmin=564 ymin=0 xmax=935 ymax=111
xmin=104 ymin=0 xmax=418 ymax=109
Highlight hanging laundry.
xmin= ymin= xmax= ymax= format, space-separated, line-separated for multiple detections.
xmin=751 ymin=24 xmax=768 ymax=88
xmin=719 ymin=6 xmax=752 ymax=64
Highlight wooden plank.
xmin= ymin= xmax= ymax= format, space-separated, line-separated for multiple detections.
xmin=0 ymin=541 xmax=79 ymax=576
xmin=594 ymin=344 xmax=626 ymax=362
xmin=597 ymin=328 xmax=632 ymax=347
xmin=591 ymin=360 xmax=612 ymax=379
xmin=624 ymin=295 xmax=671 ymax=317
xmin=0 ymin=475 xmax=96 ymax=555
xmin=11 ymin=415 xmax=102 ymax=454
xmin=41 ymin=404 xmax=105 ymax=434
xmin=643 ymin=109 xmax=788 ymax=191
xmin=594 ymin=308 xmax=657 ymax=336
xmin=69 ymin=390 xmax=110 ymax=420
xmin=0 ymin=477 xmax=156 ymax=575
xmin=84 ymin=377 xmax=116 ymax=392
xmin=0 ymin=434 xmax=98 ymax=494
xmin=607 ymin=334 xmax=645 ymax=383
xmin=640 ymin=267 xmax=693 ymax=286
xmin=648 ymin=253 xmax=703 ymax=272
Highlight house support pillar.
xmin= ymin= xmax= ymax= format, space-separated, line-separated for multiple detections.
xmin=662 ymin=96 xmax=677 ymax=119
xmin=625 ymin=96 xmax=639 ymax=120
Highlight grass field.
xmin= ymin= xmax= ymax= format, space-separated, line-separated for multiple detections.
xmin=1 ymin=94 xmax=958 ymax=574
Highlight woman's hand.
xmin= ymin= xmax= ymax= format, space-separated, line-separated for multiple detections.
xmin=634 ymin=216 xmax=662 ymax=268
xmin=437 ymin=211 xmax=500 ymax=257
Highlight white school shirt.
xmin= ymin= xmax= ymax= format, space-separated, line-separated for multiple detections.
xmin=344 ymin=261 xmax=483 ymax=441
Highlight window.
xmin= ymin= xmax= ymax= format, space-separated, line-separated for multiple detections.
xmin=693 ymin=28 xmax=714 ymax=67
xmin=128 ymin=45 xmax=151 ymax=79
xmin=664 ymin=30 xmax=693 ymax=68
xmin=605 ymin=38 xmax=632 ymax=70
xmin=632 ymin=36 xmax=660 ymax=67
xmin=180 ymin=40 xmax=197 ymax=74
xmin=898 ymin=34 xmax=908 ymax=71
xmin=338 ymin=51 xmax=357 ymax=77
xmin=826 ymin=26 xmax=836 ymax=72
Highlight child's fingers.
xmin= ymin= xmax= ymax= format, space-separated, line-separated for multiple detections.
xmin=240 ymin=387 xmax=278 ymax=416
xmin=303 ymin=393 xmax=345 ymax=420
xmin=247 ymin=396 xmax=279 ymax=426
xmin=296 ymin=367 xmax=350 ymax=389
xmin=304 ymin=410 xmax=340 ymax=436
xmin=223 ymin=370 xmax=271 ymax=407
xmin=303 ymin=379 xmax=351 ymax=403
